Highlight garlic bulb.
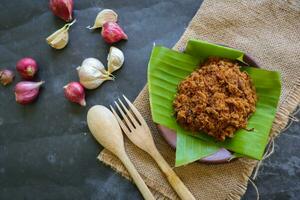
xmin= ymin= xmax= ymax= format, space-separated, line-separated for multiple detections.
xmin=107 ymin=46 xmax=124 ymax=73
xmin=77 ymin=58 xmax=112 ymax=89
xmin=87 ymin=9 xmax=118 ymax=30
xmin=81 ymin=57 xmax=106 ymax=73
xmin=46 ymin=19 xmax=76 ymax=49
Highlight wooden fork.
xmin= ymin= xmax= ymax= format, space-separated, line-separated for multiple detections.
xmin=110 ymin=95 xmax=195 ymax=200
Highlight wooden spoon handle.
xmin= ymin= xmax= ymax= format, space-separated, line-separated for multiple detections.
xmin=120 ymin=154 xmax=155 ymax=200
xmin=151 ymin=149 xmax=195 ymax=200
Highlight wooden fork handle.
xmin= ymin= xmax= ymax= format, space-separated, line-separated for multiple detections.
xmin=119 ymin=153 xmax=155 ymax=200
xmin=151 ymin=149 xmax=196 ymax=200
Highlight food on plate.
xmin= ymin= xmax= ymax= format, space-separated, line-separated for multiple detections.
xmin=173 ymin=57 xmax=257 ymax=141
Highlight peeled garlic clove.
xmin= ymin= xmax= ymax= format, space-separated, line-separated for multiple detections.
xmin=87 ymin=9 xmax=118 ymax=30
xmin=107 ymin=47 xmax=124 ymax=73
xmin=46 ymin=19 xmax=76 ymax=49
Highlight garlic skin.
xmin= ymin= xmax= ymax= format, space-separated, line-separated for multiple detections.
xmin=77 ymin=58 xmax=112 ymax=90
xmin=107 ymin=47 xmax=124 ymax=74
xmin=87 ymin=9 xmax=118 ymax=30
xmin=46 ymin=19 xmax=76 ymax=49
xmin=0 ymin=69 xmax=15 ymax=86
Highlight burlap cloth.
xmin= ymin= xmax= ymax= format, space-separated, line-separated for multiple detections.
xmin=99 ymin=0 xmax=300 ymax=199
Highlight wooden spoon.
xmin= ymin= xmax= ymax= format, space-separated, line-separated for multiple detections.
xmin=87 ymin=105 xmax=155 ymax=200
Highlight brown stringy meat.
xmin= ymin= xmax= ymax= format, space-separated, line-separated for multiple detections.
xmin=173 ymin=57 xmax=257 ymax=141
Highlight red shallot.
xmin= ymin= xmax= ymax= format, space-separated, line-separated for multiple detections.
xmin=64 ymin=82 xmax=86 ymax=106
xmin=49 ymin=0 xmax=73 ymax=22
xmin=15 ymin=81 xmax=44 ymax=105
xmin=0 ymin=69 xmax=15 ymax=86
xmin=16 ymin=57 xmax=38 ymax=80
xmin=101 ymin=22 xmax=128 ymax=44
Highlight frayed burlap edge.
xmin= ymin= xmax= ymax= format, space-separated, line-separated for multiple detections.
xmin=271 ymin=79 xmax=300 ymax=137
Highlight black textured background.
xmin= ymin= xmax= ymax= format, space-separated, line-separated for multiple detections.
xmin=0 ymin=1 xmax=299 ymax=199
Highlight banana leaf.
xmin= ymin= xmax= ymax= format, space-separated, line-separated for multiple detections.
xmin=148 ymin=39 xmax=281 ymax=166
xmin=175 ymin=130 xmax=220 ymax=166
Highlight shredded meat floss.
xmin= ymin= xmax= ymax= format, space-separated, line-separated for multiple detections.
xmin=173 ymin=57 xmax=257 ymax=141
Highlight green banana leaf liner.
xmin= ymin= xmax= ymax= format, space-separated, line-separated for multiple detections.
xmin=148 ymin=39 xmax=281 ymax=166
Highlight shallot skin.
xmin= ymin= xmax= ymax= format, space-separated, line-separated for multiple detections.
xmin=49 ymin=0 xmax=73 ymax=22
xmin=15 ymin=81 xmax=44 ymax=105
xmin=64 ymin=82 xmax=86 ymax=106
xmin=101 ymin=22 xmax=128 ymax=44
xmin=16 ymin=57 xmax=38 ymax=80
xmin=0 ymin=69 xmax=15 ymax=86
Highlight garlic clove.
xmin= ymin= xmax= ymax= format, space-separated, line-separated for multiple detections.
xmin=77 ymin=64 xmax=113 ymax=90
xmin=48 ymin=30 xmax=69 ymax=49
xmin=87 ymin=9 xmax=118 ymax=30
xmin=81 ymin=57 xmax=106 ymax=72
xmin=78 ymin=78 xmax=105 ymax=90
xmin=46 ymin=26 xmax=66 ymax=41
xmin=77 ymin=65 xmax=103 ymax=81
xmin=46 ymin=19 xmax=76 ymax=49
xmin=107 ymin=46 xmax=124 ymax=74
xmin=80 ymin=57 xmax=112 ymax=78
xmin=79 ymin=75 xmax=113 ymax=90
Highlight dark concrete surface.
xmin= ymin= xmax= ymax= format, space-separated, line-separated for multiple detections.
xmin=0 ymin=0 xmax=298 ymax=200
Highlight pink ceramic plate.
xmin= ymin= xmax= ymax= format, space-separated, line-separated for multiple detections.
xmin=157 ymin=125 xmax=233 ymax=163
